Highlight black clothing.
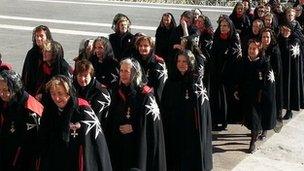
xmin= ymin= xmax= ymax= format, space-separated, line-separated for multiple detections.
xmin=21 ymin=46 xmax=43 ymax=95
xmin=210 ymin=18 xmax=243 ymax=126
xmin=73 ymin=77 xmax=111 ymax=127
xmin=278 ymin=34 xmax=304 ymax=110
xmin=39 ymin=97 xmax=112 ymax=171
xmin=240 ymin=57 xmax=276 ymax=132
xmin=106 ymin=84 xmax=166 ymax=171
xmin=109 ymin=32 xmax=134 ymax=61
xmin=161 ymin=56 xmax=213 ymax=171
xmin=135 ymin=52 xmax=167 ymax=103
xmin=229 ymin=12 xmax=251 ymax=50
xmin=0 ymin=92 xmax=43 ymax=171
xmin=90 ymin=55 xmax=119 ymax=90
xmin=155 ymin=25 xmax=176 ymax=62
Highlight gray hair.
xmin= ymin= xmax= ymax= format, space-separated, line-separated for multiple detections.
xmin=120 ymin=58 xmax=143 ymax=86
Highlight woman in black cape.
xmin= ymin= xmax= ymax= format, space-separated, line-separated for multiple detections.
xmin=105 ymin=58 xmax=166 ymax=171
xmin=161 ymin=49 xmax=213 ymax=171
xmin=39 ymin=75 xmax=112 ymax=171
xmin=0 ymin=70 xmax=43 ymax=171
xmin=73 ymin=59 xmax=111 ymax=128
xmin=89 ymin=36 xmax=119 ymax=90
xmin=21 ymin=25 xmax=53 ymax=96
xmin=210 ymin=15 xmax=243 ymax=129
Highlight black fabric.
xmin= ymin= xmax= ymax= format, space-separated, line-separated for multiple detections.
xmin=263 ymin=44 xmax=283 ymax=118
xmin=73 ymin=78 xmax=111 ymax=128
xmin=0 ymin=91 xmax=41 ymax=171
xmin=161 ymin=53 xmax=213 ymax=171
xmin=39 ymin=96 xmax=112 ymax=171
xmin=240 ymin=57 xmax=277 ymax=132
xmin=135 ymin=52 xmax=167 ymax=104
xmin=155 ymin=25 xmax=176 ymax=62
xmin=105 ymin=84 xmax=166 ymax=171
xmin=21 ymin=46 xmax=43 ymax=95
xmin=278 ymin=34 xmax=304 ymax=110
xmin=109 ymin=32 xmax=134 ymax=61
xmin=90 ymin=55 xmax=119 ymax=90
xmin=210 ymin=18 xmax=243 ymax=125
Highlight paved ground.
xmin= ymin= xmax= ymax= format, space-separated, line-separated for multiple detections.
xmin=213 ymin=110 xmax=304 ymax=171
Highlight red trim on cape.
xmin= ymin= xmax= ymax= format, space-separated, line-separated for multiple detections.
xmin=0 ymin=62 xmax=13 ymax=70
xmin=154 ymin=55 xmax=165 ymax=63
xmin=142 ymin=85 xmax=153 ymax=94
xmin=78 ymin=98 xmax=90 ymax=107
xmin=25 ymin=95 xmax=44 ymax=117
xmin=78 ymin=145 xmax=84 ymax=171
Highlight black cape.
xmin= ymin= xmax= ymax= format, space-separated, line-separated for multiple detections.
xmin=161 ymin=54 xmax=213 ymax=171
xmin=73 ymin=77 xmax=111 ymax=128
xmin=105 ymin=84 xmax=166 ymax=171
xmin=0 ymin=91 xmax=43 ymax=171
xmin=240 ymin=57 xmax=277 ymax=132
xmin=109 ymin=32 xmax=134 ymax=61
xmin=39 ymin=97 xmax=112 ymax=171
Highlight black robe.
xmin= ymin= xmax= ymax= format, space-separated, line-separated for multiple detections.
xmin=21 ymin=46 xmax=43 ymax=95
xmin=89 ymin=55 xmax=119 ymax=90
xmin=109 ymin=32 xmax=134 ymax=61
xmin=263 ymin=44 xmax=283 ymax=118
xmin=210 ymin=21 xmax=243 ymax=126
xmin=73 ymin=77 xmax=111 ymax=128
xmin=278 ymin=34 xmax=304 ymax=110
xmin=161 ymin=57 xmax=213 ymax=171
xmin=39 ymin=97 xmax=112 ymax=171
xmin=105 ymin=84 xmax=166 ymax=171
xmin=229 ymin=12 xmax=251 ymax=50
xmin=240 ymin=57 xmax=276 ymax=132
xmin=155 ymin=25 xmax=176 ymax=63
xmin=135 ymin=52 xmax=167 ymax=104
xmin=0 ymin=91 xmax=43 ymax=171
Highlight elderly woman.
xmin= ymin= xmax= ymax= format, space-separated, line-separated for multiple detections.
xmin=0 ymin=70 xmax=43 ymax=171
xmin=39 ymin=75 xmax=112 ymax=171
xmin=89 ymin=36 xmax=119 ymax=90
xmin=109 ymin=13 xmax=134 ymax=61
xmin=105 ymin=58 xmax=166 ymax=171
xmin=73 ymin=59 xmax=111 ymax=127
xmin=161 ymin=49 xmax=213 ymax=171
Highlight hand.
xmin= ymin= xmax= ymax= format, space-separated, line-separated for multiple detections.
xmin=173 ymin=44 xmax=184 ymax=51
xmin=119 ymin=124 xmax=133 ymax=134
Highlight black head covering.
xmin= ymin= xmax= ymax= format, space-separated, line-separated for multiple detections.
xmin=0 ymin=70 xmax=23 ymax=95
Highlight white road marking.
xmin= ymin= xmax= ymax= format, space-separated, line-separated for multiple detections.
xmin=0 ymin=24 xmax=109 ymax=36
xmin=0 ymin=15 xmax=157 ymax=31
xmin=25 ymin=0 xmax=233 ymax=12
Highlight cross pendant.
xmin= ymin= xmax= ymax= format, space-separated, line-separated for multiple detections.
xmin=71 ymin=130 xmax=78 ymax=138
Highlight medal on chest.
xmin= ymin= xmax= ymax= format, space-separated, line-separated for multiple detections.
xmin=10 ymin=121 xmax=15 ymax=133
xmin=185 ymin=89 xmax=189 ymax=99
xmin=70 ymin=122 xmax=81 ymax=138
xmin=258 ymin=72 xmax=263 ymax=80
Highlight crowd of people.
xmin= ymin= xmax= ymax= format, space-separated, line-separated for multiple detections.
xmin=1 ymin=0 xmax=304 ymax=170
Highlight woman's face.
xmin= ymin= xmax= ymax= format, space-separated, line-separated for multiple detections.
xmin=264 ymin=16 xmax=272 ymax=27
xmin=43 ymin=50 xmax=53 ymax=63
xmin=35 ymin=30 xmax=47 ymax=48
xmin=220 ymin=19 xmax=230 ymax=34
xmin=50 ymin=84 xmax=70 ymax=109
xmin=252 ymin=21 xmax=262 ymax=35
xmin=76 ymin=70 xmax=92 ymax=87
xmin=248 ymin=43 xmax=259 ymax=59
xmin=162 ymin=15 xmax=172 ymax=28
xmin=0 ymin=81 xmax=12 ymax=102
xmin=195 ymin=17 xmax=205 ymax=31
xmin=286 ymin=11 xmax=296 ymax=22
xmin=94 ymin=41 xmax=105 ymax=59
xmin=261 ymin=31 xmax=271 ymax=46
xmin=177 ymin=55 xmax=189 ymax=75
xmin=118 ymin=20 xmax=128 ymax=33
xmin=236 ymin=5 xmax=244 ymax=15
xmin=243 ymin=1 xmax=249 ymax=10
xmin=138 ymin=39 xmax=152 ymax=58
xmin=281 ymin=27 xmax=291 ymax=38
xmin=120 ymin=63 xmax=132 ymax=85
